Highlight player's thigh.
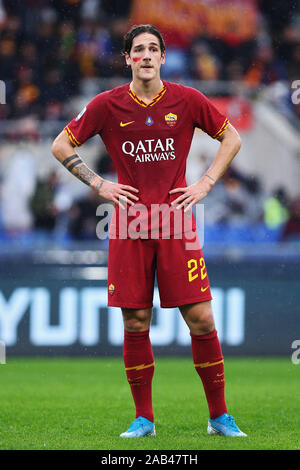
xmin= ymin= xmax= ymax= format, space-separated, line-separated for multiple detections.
xmin=156 ymin=231 xmax=212 ymax=308
xmin=108 ymin=237 xmax=156 ymax=309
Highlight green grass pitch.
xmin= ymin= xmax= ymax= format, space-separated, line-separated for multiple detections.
xmin=0 ymin=357 xmax=299 ymax=450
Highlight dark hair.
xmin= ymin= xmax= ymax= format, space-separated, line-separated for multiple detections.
xmin=123 ymin=24 xmax=165 ymax=56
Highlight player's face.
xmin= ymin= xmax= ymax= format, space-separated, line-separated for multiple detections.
xmin=125 ymin=33 xmax=165 ymax=82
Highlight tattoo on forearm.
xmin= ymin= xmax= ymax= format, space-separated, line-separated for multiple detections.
xmin=62 ymin=154 xmax=85 ymax=172
xmin=68 ymin=158 xmax=83 ymax=171
xmin=62 ymin=154 xmax=78 ymax=167
xmin=72 ymin=164 xmax=97 ymax=186
xmin=61 ymin=153 xmax=98 ymax=187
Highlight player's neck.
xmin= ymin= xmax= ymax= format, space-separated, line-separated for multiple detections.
xmin=130 ymin=78 xmax=164 ymax=103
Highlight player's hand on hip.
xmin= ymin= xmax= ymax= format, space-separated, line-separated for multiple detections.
xmin=169 ymin=176 xmax=215 ymax=212
xmin=93 ymin=178 xmax=139 ymax=209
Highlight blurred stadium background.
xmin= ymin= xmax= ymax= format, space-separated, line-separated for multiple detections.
xmin=0 ymin=0 xmax=300 ymax=359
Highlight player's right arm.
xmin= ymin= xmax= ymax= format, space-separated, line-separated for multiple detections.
xmin=52 ymin=131 xmax=138 ymax=208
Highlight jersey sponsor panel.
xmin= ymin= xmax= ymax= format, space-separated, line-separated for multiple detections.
xmin=122 ymin=137 xmax=176 ymax=163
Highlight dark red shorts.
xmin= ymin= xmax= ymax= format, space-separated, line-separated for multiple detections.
xmin=107 ymin=231 xmax=212 ymax=309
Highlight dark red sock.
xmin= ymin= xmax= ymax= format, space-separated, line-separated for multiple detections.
xmin=191 ymin=329 xmax=227 ymax=419
xmin=123 ymin=329 xmax=154 ymax=422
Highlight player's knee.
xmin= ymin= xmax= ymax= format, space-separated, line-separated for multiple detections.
xmin=124 ymin=318 xmax=147 ymax=332
xmin=198 ymin=312 xmax=215 ymax=334
xmin=190 ymin=314 xmax=214 ymax=335
xmin=122 ymin=308 xmax=152 ymax=332
xmin=181 ymin=302 xmax=215 ymax=335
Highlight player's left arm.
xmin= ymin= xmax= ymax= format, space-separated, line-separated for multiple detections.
xmin=169 ymin=123 xmax=241 ymax=212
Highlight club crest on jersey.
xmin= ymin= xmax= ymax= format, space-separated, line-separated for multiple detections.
xmin=165 ymin=112 xmax=177 ymax=127
xmin=108 ymin=283 xmax=115 ymax=296
xmin=75 ymin=106 xmax=86 ymax=121
xmin=145 ymin=116 xmax=154 ymax=126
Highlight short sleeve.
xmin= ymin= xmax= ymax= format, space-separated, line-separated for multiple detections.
xmin=64 ymin=92 xmax=109 ymax=147
xmin=185 ymin=86 xmax=229 ymax=139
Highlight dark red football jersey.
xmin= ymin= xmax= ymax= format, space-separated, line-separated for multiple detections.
xmin=65 ymin=80 xmax=228 ymax=237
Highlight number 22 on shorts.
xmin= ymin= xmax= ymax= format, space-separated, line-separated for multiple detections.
xmin=187 ymin=258 xmax=207 ymax=282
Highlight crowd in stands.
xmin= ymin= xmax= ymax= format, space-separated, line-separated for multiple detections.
xmin=0 ymin=0 xmax=299 ymax=244
xmin=203 ymin=167 xmax=300 ymax=243
xmin=0 ymin=0 xmax=299 ymax=123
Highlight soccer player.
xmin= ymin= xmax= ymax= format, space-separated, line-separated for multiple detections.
xmin=52 ymin=24 xmax=246 ymax=438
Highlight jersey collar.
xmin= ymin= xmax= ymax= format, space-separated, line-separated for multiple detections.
xmin=128 ymin=83 xmax=166 ymax=108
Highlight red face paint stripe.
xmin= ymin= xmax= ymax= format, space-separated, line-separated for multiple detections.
xmin=133 ymin=57 xmax=141 ymax=62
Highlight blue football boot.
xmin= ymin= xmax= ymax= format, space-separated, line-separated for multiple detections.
xmin=120 ymin=416 xmax=156 ymax=438
xmin=207 ymin=413 xmax=247 ymax=437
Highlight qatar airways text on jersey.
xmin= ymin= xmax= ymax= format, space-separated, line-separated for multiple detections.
xmin=122 ymin=138 xmax=176 ymax=163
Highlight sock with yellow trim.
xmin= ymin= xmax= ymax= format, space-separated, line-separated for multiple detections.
xmin=191 ymin=329 xmax=227 ymax=419
xmin=123 ymin=329 xmax=154 ymax=422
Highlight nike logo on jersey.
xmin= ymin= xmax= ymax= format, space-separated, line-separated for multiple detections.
xmin=120 ymin=121 xmax=135 ymax=127
xmin=201 ymin=286 xmax=209 ymax=292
